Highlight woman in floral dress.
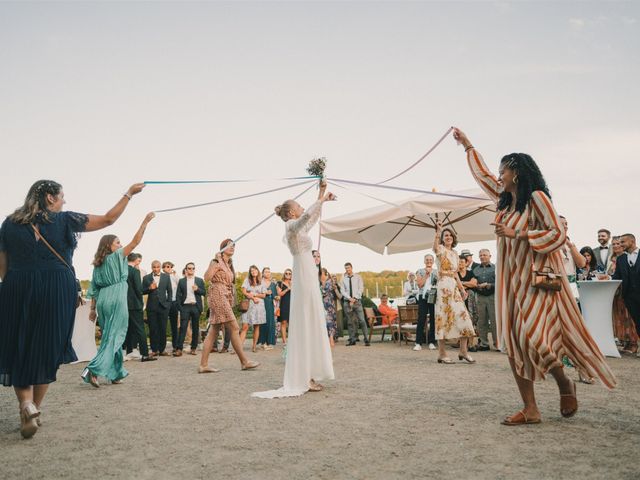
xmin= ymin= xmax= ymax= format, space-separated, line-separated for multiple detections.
xmin=240 ymin=265 xmax=267 ymax=352
xmin=433 ymin=222 xmax=476 ymax=364
xmin=320 ymin=267 xmax=338 ymax=347
xmin=198 ymin=239 xmax=259 ymax=373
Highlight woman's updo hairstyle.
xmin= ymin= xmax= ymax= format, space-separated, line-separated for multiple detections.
xmin=275 ymin=200 xmax=295 ymax=222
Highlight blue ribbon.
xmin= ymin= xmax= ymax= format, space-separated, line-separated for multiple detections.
xmin=144 ymin=175 xmax=320 ymax=185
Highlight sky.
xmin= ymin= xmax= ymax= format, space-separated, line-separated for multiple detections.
xmin=1 ymin=1 xmax=638 ymax=283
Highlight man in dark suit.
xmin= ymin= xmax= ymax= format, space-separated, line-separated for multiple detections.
xmin=143 ymin=260 xmax=173 ymax=357
xmin=613 ymin=233 xmax=640 ymax=344
xmin=125 ymin=253 xmax=156 ymax=362
xmin=593 ymin=228 xmax=613 ymax=271
xmin=174 ymin=262 xmax=206 ymax=357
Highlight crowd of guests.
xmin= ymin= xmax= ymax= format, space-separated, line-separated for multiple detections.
xmin=112 ymin=225 xmax=639 ymax=367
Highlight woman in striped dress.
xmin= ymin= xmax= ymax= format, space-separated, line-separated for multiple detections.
xmin=452 ymin=127 xmax=616 ymax=426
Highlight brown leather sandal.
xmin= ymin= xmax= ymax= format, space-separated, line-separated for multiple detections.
xmin=560 ymin=381 xmax=578 ymax=418
xmin=500 ymin=409 xmax=541 ymax=426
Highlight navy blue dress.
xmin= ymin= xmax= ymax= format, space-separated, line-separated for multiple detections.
xmin=0 ymin=211 xmax=88 ymax=387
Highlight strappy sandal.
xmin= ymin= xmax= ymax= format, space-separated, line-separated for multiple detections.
xmin=560 ymin=381 xmax=578 ymax=418
xmin=19 ymin=401 xmax=40 ymax=439
xmin=458 ymin=354 xmax=476 ymax=364
xmin=500 ymin=410 xmax=541 ymax=426
xmin=308 ymin=381 xmax=324 ymax=392
xmin=437 ymin=357 xmax=454 ymax=364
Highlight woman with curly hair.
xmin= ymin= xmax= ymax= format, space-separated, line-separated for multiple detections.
xmin=432 ymin=222 xmax=476 ymax=364
xmin=81 ymin=212 xmax=155 ymax=388
xmin=0 ymin=179 xmax=145 ymax=438
xmin=453 ymin=127 xmax=616 ymax=426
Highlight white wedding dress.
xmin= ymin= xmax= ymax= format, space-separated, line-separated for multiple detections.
xmin=252 ymin=200 xmax=334 ymax=398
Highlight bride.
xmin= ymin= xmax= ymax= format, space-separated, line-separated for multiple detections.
xmin=252 ymin=182 xmax=335 ymax=398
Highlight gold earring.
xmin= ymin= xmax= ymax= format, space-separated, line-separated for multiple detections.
xmin=513 ymin=176 xmax=518 ymax=184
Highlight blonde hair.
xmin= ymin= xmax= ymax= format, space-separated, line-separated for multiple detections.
xmin=274 ymin=200 xmax=295 ymax=222
xmin=10 ymin=180 xmax=63 ymax=224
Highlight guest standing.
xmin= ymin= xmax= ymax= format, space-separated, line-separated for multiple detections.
xmin=593 ymin=229 xmax=613 ymax=271
xmin=125 ymin=253 xmax=156 ymax=362
xmin=341 ymin=262 xmax=370 ymax=347
xmin=609 ymin=237 xmax=638 ymax=353
xmin=612 ymin=233 xmax=640 ymax=349
xmin=199 ymin=239 xmax=259 ymax=373
xmin=454 ymin=127 xmax=615 ymax=426
xmin=277 ymin=269 xmax=292 ymax=345
xmin=320 ymin=267 xmax=338 ymax=347
xmin=175 ymin=262 xmax=206 ymax=357
xmin=473 ymin=249 xmax=498 ymax=351
xmin=240 ymin=265 xmax=267 ymax=353
xmin=0 ymin=180 xmax=145 ymax=438
xmin=142 ymin=261 xmax=172 ymax=357
xmin=82 ymin=213 xmax=155 ymax=387
xmin=162 ymin=261 xmax=180 ymax=354
xmin=403 ymin=272 xmax=419 ymax=301
xmin=433 ymin=222 xmax=476 ymax=364
xmin=414 ymin=254 xmax=438 ymax=351
xmin=257 ymin=267 xmax=277 ymax=350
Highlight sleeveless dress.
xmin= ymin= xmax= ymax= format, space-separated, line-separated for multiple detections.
xmin=207 ymin=259 xmax=236 ymax=325
xmin=434 ymin=247 xmax=475 ymax=340
xmin=252 ymin=200 xmax=334 ymax=398
xmin=0 ymin=210 xmax=88 ymax=387
xmin=467 ymin=148 xmax=616 ymax=388
xmin=83 ymin=248 xmax=130 ymax=382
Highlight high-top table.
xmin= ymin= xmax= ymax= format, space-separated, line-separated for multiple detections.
xmin=576 ymin=280 xmax=621 ymax=358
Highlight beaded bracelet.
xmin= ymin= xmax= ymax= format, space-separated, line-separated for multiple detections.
xmin=464 ymin=145 xmax=474 ymax=152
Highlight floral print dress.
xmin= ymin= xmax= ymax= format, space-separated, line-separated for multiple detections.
xmin=434 ymin=247 xmax=475 ymax=340
xmin=321 ymin=278 xmax=338 ymax=338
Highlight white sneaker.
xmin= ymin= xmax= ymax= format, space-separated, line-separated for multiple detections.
xmin=412 ymin=344 xmax=422 ymax=351
xmin=126 ymin=349 xmax=142 ymax=360
xmin=428 ymin=343 xmax=436 ymax=350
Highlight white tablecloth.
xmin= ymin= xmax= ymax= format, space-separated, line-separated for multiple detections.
xmin=71 ymin=302 xmax=97 ymax=363
xmin=576 ymin=280 xmax=621 ymax=358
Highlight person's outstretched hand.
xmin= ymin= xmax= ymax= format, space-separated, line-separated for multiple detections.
xmin=452 ymin=127 xmax=472 ymax=149
xmin=127 ymin=183 xmax=146 ymax=197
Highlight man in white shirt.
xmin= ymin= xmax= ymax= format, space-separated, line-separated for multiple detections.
xmin=593 ymin=228 xmax=613 ymax=271
xmin=414 ymin=254 xmax=437 ymax=351
xmin=614 ymin=234 xmax=640 ymax=351
xmin=175 ymin=262 xmax=206 ymax=357
xmin=341 ymin=262 xmax=369 ymax=347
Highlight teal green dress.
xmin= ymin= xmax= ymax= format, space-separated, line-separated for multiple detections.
xmin=83 ymin=248 xmax=129 ymax=382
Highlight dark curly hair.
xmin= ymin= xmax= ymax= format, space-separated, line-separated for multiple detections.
xmin=93 ymin=234 xmax=117 ymax=267
xmin=497 ymin=153 xmax=551 ymax=213
xmin=579 ymin=246 xmax=598 ymax=271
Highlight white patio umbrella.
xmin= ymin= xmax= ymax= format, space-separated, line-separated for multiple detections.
xmin=320 ymin=188 xmax=496 ymax=254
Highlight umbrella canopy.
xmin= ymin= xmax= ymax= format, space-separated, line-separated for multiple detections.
xmin=320 ymin=188 xmax=496 ymax=254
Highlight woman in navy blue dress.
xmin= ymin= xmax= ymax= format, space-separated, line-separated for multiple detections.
xmin=0 ymin=179 xmax=145 ymax=438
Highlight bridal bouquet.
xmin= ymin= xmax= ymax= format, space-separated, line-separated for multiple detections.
xmin=306 ymin=157 xmax=327 ymax=178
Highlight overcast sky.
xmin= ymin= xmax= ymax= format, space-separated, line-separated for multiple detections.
xmin=1 ymin=1 xmax=638 ymax=283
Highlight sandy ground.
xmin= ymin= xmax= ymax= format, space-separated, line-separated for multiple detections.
xmin=1 ymin=337 xmax=639 ymax=480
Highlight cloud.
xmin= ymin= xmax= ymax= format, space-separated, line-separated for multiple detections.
xmin=569 ymin=18 xmax=586 ymax=31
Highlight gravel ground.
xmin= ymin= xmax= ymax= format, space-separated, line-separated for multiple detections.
xmin=1 ymin=338 xmax=638 ymax=480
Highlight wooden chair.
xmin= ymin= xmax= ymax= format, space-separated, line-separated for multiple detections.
xmin=396 ymin=305 xmax=419 ymax=346
xmin=364 ymin=307 xmax=390 ymax=343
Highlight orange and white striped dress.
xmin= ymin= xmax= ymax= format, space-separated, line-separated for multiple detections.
xmin=467 ymin=149 xmax=616 ymax=389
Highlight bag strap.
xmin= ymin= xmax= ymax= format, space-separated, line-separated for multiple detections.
xmin=31 ymin=224 xmax=73 ymax=272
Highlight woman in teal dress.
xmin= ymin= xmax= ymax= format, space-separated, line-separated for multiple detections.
xmin=82 ymin=212 xmax=155 ymax=387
